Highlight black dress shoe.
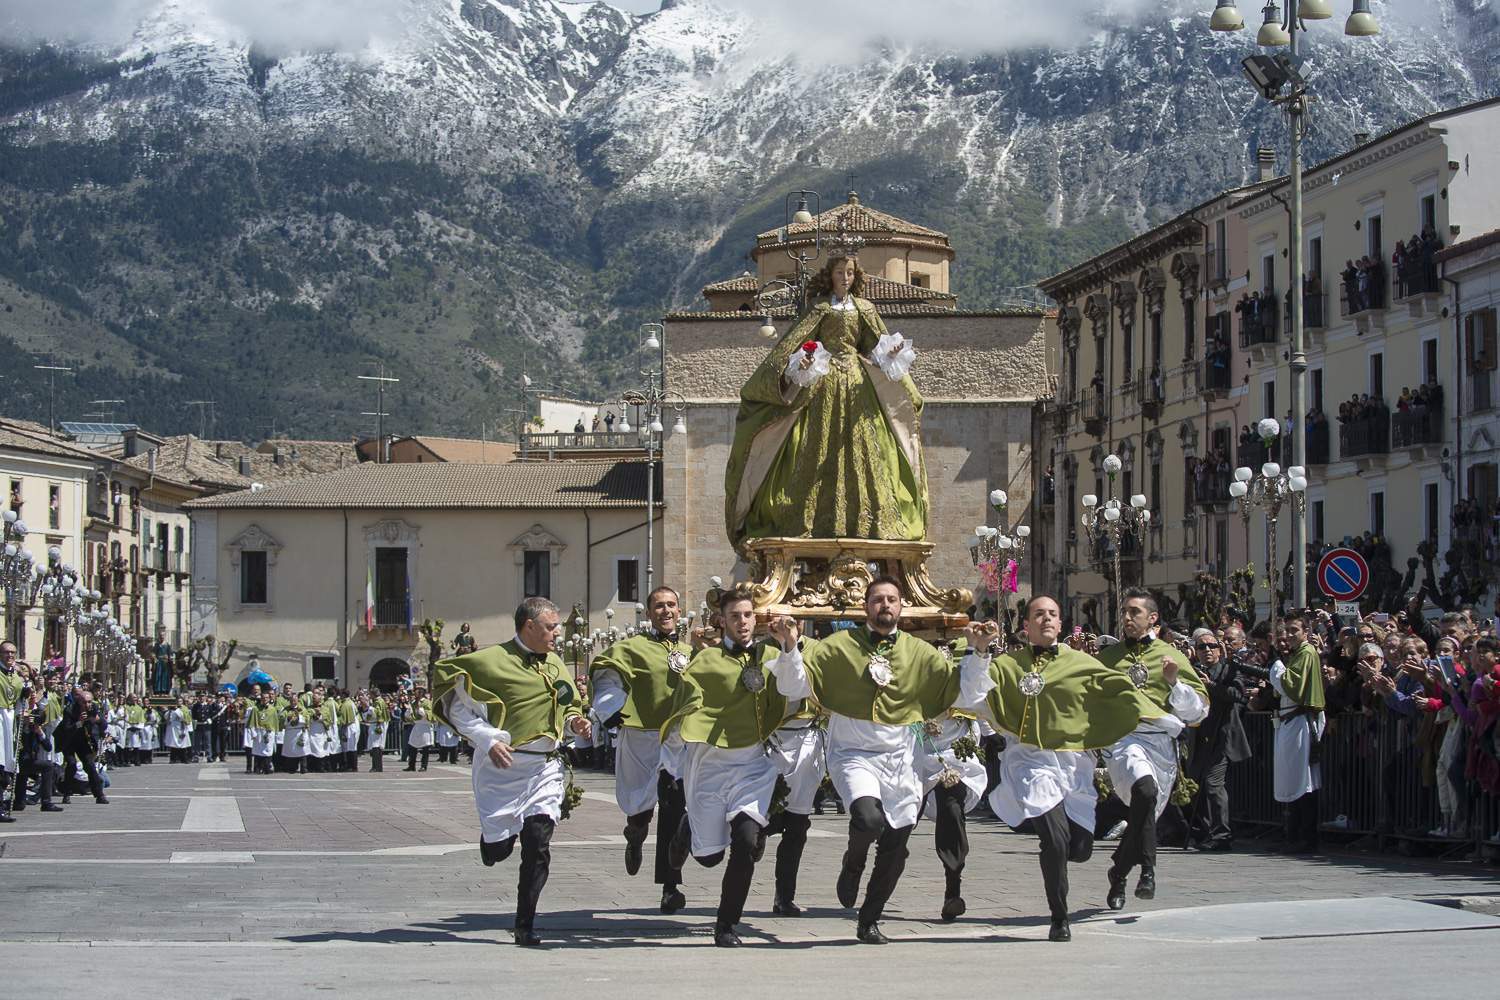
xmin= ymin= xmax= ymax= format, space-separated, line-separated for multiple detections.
xmin=714 ymin=924 xmax=741 ymax=947
xmin=856 ymin=923 xmax=889 ymax=945
xmin=94 ymin=796 xmax=108 ymax=805
xmin=1106 ymin=866 xmax=1128 ymax=911
xmin=940 ymin=896 xmax=966 ymax=923
xmin=623 ymin=825 xmax=645 ymax=876
xmin=667 ymin=815 xmax=692 ymax=872
xmin=1049 ymin=919 xmax=1071 ymax=942
xmin=1134 ymin=869 xmax=1156 ymax=900
xmin=660 ymin=887 xmax=687 ymax=914
xmin=836 ymin=852 xmax=864 ymax=909
xmin=41 ymin=804 xmax=63 ymax=812
xmin=479 ymin=838 xmax=503 ymax=867
xmin=772 ymin=894 xmax=802 ymax=917
xmin=1201 ymin=840 xmax=1234 ymax=853
xmin=513 ymin=928 xmax=542 ymax=947
xmin=60 ymin=796 xmax=70 ymax=805
xmin=0 ymin=814 xmax=14 ymax=824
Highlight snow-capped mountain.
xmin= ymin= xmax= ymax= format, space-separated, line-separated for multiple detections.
xmin=0 ymin=0 xmax=1496 ymax=438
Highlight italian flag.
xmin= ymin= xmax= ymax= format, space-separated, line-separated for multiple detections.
xmin=364 ymin=564 xmax=375 ymax=630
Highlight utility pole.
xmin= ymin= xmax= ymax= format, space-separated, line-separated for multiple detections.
xmin=357 ymin=366 xmax=400 ymax=463
xmin=33 ymin=363 xmax=73 ymax=434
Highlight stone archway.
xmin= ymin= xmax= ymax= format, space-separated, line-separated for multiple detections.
xmin=369 ymin=657 xmax=410 ymax=693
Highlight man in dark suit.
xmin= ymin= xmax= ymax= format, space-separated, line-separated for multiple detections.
xmin=57 ymin=688 xmax=109 ymax=805
xmin=1188 ymin=628 xmax=1251 ymax=851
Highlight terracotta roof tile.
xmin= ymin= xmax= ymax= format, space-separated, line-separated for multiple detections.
xmin=0 ymin=419 xmax=102 ymax=463
xmin=756 ymin=199 xmax=950 ymax=243
xmin=184 ymin=459 xmax=651 ymax=510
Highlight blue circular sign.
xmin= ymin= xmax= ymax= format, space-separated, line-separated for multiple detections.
xmin=1317 ymin=548 xmax=1369 ymax=600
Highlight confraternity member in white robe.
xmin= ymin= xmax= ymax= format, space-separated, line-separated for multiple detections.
xmin=658 ymin=587 xmax=791 ymax=948
xmin=959 ymin=595 xmax=1171 ymax=942
xmin=308 ymin=693 xmax=336 ymax=772
xmin=1095 ymin=589 xmax=1209 ymax=911
xmin=163 ymin=697 xmax=195 ymax=763
xmin=1268 ymin=613 xmax=1326 ymax=854
xmin=588 ymin=586 xmax=693 ymax=913
xmin=768 ymin=578 xmax=995 ymax=945
xmin=280 ymin=700 xmax=310 ymax=773
xmin=404 ymin=687 xmax=435 ymax=771
xmin=432 ymin=598 xmax=590 ymax=947
xmin=0 ymin=641 xmax=20 ymax=821
xmin=435 ymin=718 xmax=461 ymax=764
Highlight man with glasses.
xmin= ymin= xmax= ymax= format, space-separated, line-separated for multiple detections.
xmin=1188 ymin=629 xmax=1251 ymax=852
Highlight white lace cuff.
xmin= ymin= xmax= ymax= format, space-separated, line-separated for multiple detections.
xmin=784 ymin=342 xmax=831 ymax=388
xmin=874 ymin=332 xmax=916 ymax=381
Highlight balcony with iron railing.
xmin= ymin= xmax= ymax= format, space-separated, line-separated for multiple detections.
xmin=1306 ymin=419 xmax=1331 ymax=465
xmin=1199 ymin=353 xmax=1232 ymax=395
xmin=1077 ymin=386 xmax=1107 ymax=435
xmin=1238 ymin=296 xmax=1279 ymax=350
xmin=1339 ymin=408 xmax=1391 ymax=460
xmin=1194 ymin=466 xmax=1234 ymax=509
xmin=1285 ymin=288 xmax=1327 ymax=330
xmin=1339 ymin=263 xmax=1388 ymax=319
xmin=371 ymin=596 xmax=412 ymax=629
xmin=1138 ymin=367 xmax=1165 ymax=418
xmin=1391 ymin=396 xmax=1444 ymax=451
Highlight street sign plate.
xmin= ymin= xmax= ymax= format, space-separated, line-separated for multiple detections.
xmin=1317 ymin=548 xmax=1369 ymax=601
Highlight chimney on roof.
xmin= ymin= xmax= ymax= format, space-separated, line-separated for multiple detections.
xmin=238 ymin=455 xmax=251 ymax=476
xmin=1353 ymin=130 xmax=1370 ymax=146
xmin=847 ymin=191 xmax=860 ymax=205
xmin=273 ymin=446 xmax=285 ymax=466
xmin=1256 ymin=147 xmax=1277 ymax=183
xmin=215 ymin=443 xmax=224 ymax=459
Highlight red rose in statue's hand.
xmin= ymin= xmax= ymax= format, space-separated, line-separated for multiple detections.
xmin=801 ymin=340 xmax=818 ymax=354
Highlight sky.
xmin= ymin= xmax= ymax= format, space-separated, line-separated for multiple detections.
xmin=0 ymin=1 xmax=1429 ymax=55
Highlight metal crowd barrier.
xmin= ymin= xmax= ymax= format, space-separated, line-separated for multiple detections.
xmin=1227 ymin=710 xmax=1498 ymax=858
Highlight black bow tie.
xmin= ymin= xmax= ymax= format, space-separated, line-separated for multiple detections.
xmin=1030 ymin=645 xmax=1056 ymax=660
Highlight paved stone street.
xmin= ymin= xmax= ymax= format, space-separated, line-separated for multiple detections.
xmin=2 ymin=758 xmax=1497 ymax=998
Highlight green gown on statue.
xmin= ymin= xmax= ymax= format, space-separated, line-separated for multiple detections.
xmin=724 ymin=296 xmax=928 ymax=548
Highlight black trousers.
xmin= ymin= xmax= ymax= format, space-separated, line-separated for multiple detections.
xmin=695 ymin=811 xmax=762 ymax=930
xmin=1111 ymin=776 xmax=1159 ymax=877
xmin=211 ymin=726 xmax=227 ymax=760
xmin=1190 ymin=755 xmax=1232 ymax=845
xmin=847 ymin=796 xmax=915 ymax=926
xmin=625 ymin=771 xmax=687 ymax=887
xmin=15 ymin=757 xmax=54 ymax=807
xmin=774 ymin=811 xmax=812 ymax=903
xmin=404 ymin=745 xmax=430 ymax=769
xmin=932 ymin=782 xmax=969 ymax=896
xmin=1286 ymin=789 xmax=1320 ymax=847
xmin=487 ymin=815 xmax=556 ymax=930
xmin=1031 ymin=802 xmax=1094 ymax=921
xmin=60 ymin=736 xmax=104 ymax=801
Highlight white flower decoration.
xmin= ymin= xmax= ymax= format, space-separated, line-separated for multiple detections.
xmin=989 ymin=489 xmax=1008 ymax=508
xmin=1257 ymin=417 xmax=1281 ymax=440
xmin=874 ymin=332 xmax=917 ymax=382
xmin=1103 ymin=454 xmax=1123 ymax=475
xmin=785 ymin=341 xmax=832 ymax=388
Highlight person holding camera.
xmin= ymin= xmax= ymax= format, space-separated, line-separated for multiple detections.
xmin=57 ymin=687 xmax=109 ymax=805
xmin=13 ymin=696 xmax=62 ymax=814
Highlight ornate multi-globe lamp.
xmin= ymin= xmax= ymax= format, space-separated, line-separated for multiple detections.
xmin=1229 ymin=418 xmax=1309 ymax=627
xmin=1079 ymin=453 xmax=1153 ymax=628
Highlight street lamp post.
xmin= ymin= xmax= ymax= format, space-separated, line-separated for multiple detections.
xmin=755 ymin=190 xmax=825 ymax=337
xmin=1079 ymin=453 xmax=1153 ymax=632
xmin=970 ymin=488 xmax=1031 ymax=633
xmin=1230 ymin=418 xmax=1309 ymax=629
xmin=1211 ymin=1 xmax=1380 ymax=610
xmin=622 ymin=323 xmax=687 ymax=595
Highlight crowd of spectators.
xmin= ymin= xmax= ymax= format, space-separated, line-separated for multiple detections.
xmin=1393 ymin=229 xmax=1444 ymax=299
xmin=1234 ymin=288 xmax=1277 ymax=345
xmin=1341 ymin=256 xmax=1388 ymax=313
xmin=1337 ymin=393 xmax=1391 ymax=456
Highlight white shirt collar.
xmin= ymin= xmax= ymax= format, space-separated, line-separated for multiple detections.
xmin=829 ymin=294 xmax=855 ymax=311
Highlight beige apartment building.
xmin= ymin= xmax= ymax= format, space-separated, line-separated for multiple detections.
xmin=1037 ymin=180 xmax=1271 ymax=632
xmin=186 ymin=460 xmax=657 ymax=690
xmin=1236 ymin=97 xmax=1500 ymax=607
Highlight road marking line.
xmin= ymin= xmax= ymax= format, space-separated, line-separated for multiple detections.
xmin=169 ymin=851 xmax=255 ymax=864
xmin=180 ymin=796 xmax=245 ymax=833
xmin=197 ymin=768 xmax=229 ymax=781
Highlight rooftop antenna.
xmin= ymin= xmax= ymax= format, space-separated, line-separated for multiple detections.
xmin=33 ymin=362 xmax=74 ymax=434
xmin=357 ymin=363 xmax=400 ymax=463
xmin=184 ymin=400 xmax=215 ymax=439
xmin=90 ymin=399 xmax=125 ymax=423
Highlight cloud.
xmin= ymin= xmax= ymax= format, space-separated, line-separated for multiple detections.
xmin=0 ymin=0 xmax=411 ymax=53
